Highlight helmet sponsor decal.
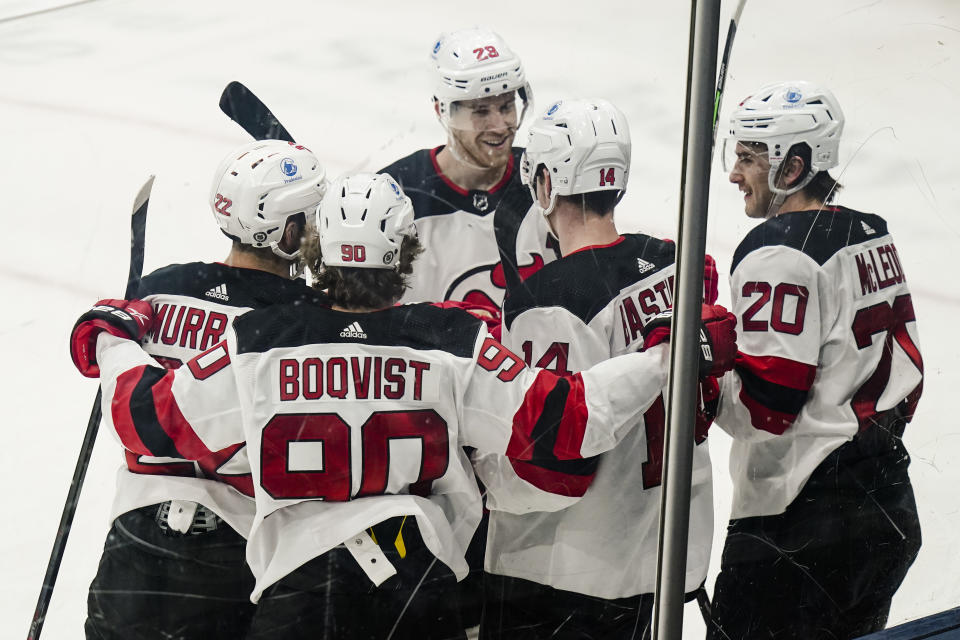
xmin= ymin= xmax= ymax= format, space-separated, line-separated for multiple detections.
xmin=785 ymin=87 xmax=802 ymax=103
xmin=433 ymin=39 xmax=442 ymax=55
xmin=389 ymin=180 xmax=401 ymax=198
xmin=480 ymin=71 xmax=508 ymax=82
xmin=281 ymin=158 xmax=299 ymax=177
xmin=546 ymin=101 xmax=561 ymax=117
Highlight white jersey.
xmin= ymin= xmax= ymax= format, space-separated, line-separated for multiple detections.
xmin=95 ymin=301 xmax=671 ymax=602
xmin=111 ymin=262 xmax=325 ymax=537
xmin=716 ymin=206 xmax=924 ymax=519
xmin=380 ymin=146 xmax=554 ymax=310
xmin=477 ymin=234 xmax=714 ymax=598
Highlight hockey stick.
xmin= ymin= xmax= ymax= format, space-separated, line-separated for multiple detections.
xmin=219 ymin=81 xmax=295 ymax=142
xmin=27 ymin=175 xmax=154 ymax=640
xmin=711 ymin=0 xmax=747 ymax=150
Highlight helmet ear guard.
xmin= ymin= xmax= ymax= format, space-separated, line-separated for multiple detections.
xmin=521 ymin=98 xmax=631 ymax=219
xmin=727 ymin=81 xmax=844 ymax=200
xmin=316 ymin=173 xmax=415 ymax=270
xmin=209 ymin=140 xmax=328 ymax=260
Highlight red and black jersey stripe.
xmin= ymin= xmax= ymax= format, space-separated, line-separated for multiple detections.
xmin=736 ymin=353 xmax=817 ymax=435
xmin=504 ymin=369 xmax=598 ymax=496
xmin=113 ymin=364 xmax=214 ymax=461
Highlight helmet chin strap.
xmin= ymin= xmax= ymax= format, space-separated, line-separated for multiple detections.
xmin=528 ymin=183 xmax=560 ymax=240
xmin=271 ymin=244 xmax=301 ymax=261
xmin=767 ymin=167 xmax=818 ymax=213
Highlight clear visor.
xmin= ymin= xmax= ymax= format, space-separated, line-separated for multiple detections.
xmin=447 ymin=89 xmax=528 ymax=133
xmin=720 ymin=137 xmax=769 ymax=172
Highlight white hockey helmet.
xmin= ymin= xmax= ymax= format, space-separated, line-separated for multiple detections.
xmin=724 ymin=80 xmax=844 ymax=197
xmin=317 ymin=172 xmax=415 ymax=270
xmin=521 ymin=98 xmax=631 ymax=217
xmin=209 ymin=140 xmax=328 ymax=260
xmin=430 ymin=27 xmax=532 ymax=130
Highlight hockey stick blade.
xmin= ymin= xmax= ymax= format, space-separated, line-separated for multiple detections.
xmin=28 ymin=175 xmax=155 ymax=640
xmin=126 ymin=174 xmax=153 ymax=298
xmin=219 ymin=81 xmax=295 ymax=142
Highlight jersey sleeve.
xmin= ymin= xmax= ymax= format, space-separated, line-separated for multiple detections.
xmin=97 ymin=332 xmax=243 ymax=460
xmin=481 ymin=305 xmax=611 ymax=511
xmin=717 ymin=246 xmax=823 ymax=437
xmin=462 ymin=333 xmax=668 ymax=512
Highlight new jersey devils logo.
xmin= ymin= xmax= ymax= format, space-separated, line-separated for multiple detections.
xmin=445 ymin=253 xmax=546 ymax=309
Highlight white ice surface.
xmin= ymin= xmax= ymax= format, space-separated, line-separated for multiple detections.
xmin=1 ymin=0 xmax=957 ymax=637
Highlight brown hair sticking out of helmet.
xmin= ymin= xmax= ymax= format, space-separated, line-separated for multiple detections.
xmin=302 ymin=228 xmax=424 ymax=310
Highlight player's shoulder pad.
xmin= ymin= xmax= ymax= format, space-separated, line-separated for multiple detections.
xmin=234 ymin=301 xmax=481 ymax=359
xmin=377 ymin=148 xmax=432 ymax=185
xmin=138 ymin=262 xmax=328 ymax=308
xmin=379 ymin=147 xmax=466 ymax=219
xmin=731 ymin=206 xmax=890 ymax=274
xmin=503 ymin=233 xmax=674 ymax=329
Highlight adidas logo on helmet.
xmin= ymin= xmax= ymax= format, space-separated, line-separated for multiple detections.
xmin=339 ymin=322 xmax=367 ymax=339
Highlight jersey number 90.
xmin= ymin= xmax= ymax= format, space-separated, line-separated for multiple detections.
xmin=260 ymin=410 xmax=449 ymax=500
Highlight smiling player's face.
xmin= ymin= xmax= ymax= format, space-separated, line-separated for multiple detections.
xmin=447 ymin=92 xmax=518 ymax=170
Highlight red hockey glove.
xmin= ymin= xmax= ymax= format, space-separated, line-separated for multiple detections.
xmin=70 ymin=299 xmax=154 ymax=378
xmin=658 ymin=240 xmax=718 ymax=304
xmin=640 ymin=303 xmax=737 ymax=378
xmin=699 ymin=304 xmax=737 ymax=377
xmin=703 ymin=254 xmax=719 ymax=305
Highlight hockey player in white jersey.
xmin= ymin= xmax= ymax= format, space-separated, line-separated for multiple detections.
xmin=379 ymin=27 xmax=553 ymax=313
xmin=69 ymin=172 xmax=735 ymax=639
xmin=69 ymin=140 xmax=328 ymax=639
xmin=380 ymin=27 xmax=556 ymax=629
xmin=708 ymin=81 xmax=924 ymax=639
xmin=475 ymin=99 xmax=734 ymax=639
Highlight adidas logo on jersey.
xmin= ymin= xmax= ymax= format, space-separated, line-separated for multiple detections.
xmin=861 ymin=220 xmax=876 ymax=235
xmin=205 ymin=284 xmax=229 ymax=301
xmin=339 ymin=322 xmax=367 ymax=339
xmin=637 ymin=258 xmax=655 ymax=274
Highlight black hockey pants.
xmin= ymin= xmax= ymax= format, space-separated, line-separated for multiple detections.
xmin=85 ymin=504 xmax=256 ymax=640
xmin=708 ymin=409 xmax=922 ymax=640
xmin=247 ymin=516 xmax=465 ymax=640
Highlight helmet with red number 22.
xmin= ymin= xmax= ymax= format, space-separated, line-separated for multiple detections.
xmin=209 ymin=140 xmax=328 ymax=260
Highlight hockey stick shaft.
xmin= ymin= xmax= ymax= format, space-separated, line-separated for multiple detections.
xmin=711 ymin=0 xmax=747 ymax=149
xmin=27 ymin=175 xmax=154 ymax=640
xmin=219 ymin=81 xmax=295 ymax=142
